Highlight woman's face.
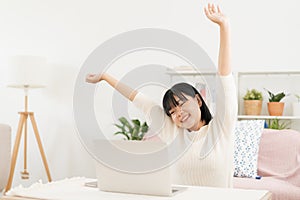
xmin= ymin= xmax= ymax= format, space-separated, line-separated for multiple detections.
xmin=168 ymin=94 xmax=202 ymax=131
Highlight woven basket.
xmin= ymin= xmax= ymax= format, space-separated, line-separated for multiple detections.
xmin=244 ymin=100 xmax=262 ymax=115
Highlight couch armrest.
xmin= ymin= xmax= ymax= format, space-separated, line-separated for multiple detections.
xmin=0 ymin=124 xmax=11 ymax=191
xmin=258 ymin=129 xmax=300 ymax=179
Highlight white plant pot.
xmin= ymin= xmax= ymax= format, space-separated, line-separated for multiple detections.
xmin=292 ymin=103 xmax=300 ymax=116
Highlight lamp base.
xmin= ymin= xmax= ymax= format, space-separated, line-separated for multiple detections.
xmin=21 ymin=170 xmax=29 ymax=179
xmin=4 ymin=111 xmax=52 ymax=194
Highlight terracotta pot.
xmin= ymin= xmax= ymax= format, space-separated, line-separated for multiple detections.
xmin=244 ymin=100 xmax=262 ymax=115
xmin=267 ymin=102 xmax=284 ymax=116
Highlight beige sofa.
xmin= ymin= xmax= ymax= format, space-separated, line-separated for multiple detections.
xmin=0 ymin=124 xmax=11 ymax=191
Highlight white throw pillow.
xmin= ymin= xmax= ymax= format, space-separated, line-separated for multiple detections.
xmin=234 ymin=120 xmax=264 ymax=178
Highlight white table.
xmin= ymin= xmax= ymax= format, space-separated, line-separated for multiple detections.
xmin=1 ymin=177 xmax=272 ymax=200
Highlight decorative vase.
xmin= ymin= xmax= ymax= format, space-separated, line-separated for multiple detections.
xmin=292 ymin=103 xmax=300 ymax=116
xmin=267 ymin=102 xmax=284 ymax=116
xmin=244 ymin=100 xmax=262 ymax=115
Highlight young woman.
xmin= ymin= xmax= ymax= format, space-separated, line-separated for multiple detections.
xmin=86 ymin=3 xmax=237 ymax=187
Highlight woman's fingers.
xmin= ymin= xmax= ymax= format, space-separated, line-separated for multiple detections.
xmin=204 ymin=4 xmax=213 ymax=16
xmin=211 ymin=4 xmax=216 ymax=13
xmin=208 ymin=3 xmax=212 ymax=11
xmin=86 ymin=74 xmax=97 ymax=83
xmin=217 ymin=5 xmax=221 ymax=13
xmin=85 ymin=74 xmax=91 ymax=82
xmin=204 ymin=6 xmax=209 ymax=16
xmin=206 ymin=3 xmax=221 ymax=15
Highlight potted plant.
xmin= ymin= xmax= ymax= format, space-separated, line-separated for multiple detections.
xmin=265 ymin=88 xmax=286 ymax=116
xmin=267 ymin=118 xmax=290 ymax=130
xmin=243 ymin=89 xmax=263 ymax=115
xmin=114 ymin=117 xmax=149 ymax=140
xmin=292 ymin=94 xmax=300 ymax=116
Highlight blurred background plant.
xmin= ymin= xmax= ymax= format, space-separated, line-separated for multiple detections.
xmin=295 ymin=94 xmax=300 ymax=103
xmin=114 ymin=117 xmax=148 ymax=140
xmin=243 ymin=89 xmax=263 ymax=100
xmin=267 ymin=119 xmax=290 ymax=130
xmin=264 ymin=88 xmax=286 ymax=102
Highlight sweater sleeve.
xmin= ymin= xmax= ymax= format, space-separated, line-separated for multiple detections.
xmin=214 ymin=74 xmax=238 ymax=136
xmin=132 ymin=92 xmax=176 ymax=142
xmin=199 ymin=74 xmax=237 ymax=158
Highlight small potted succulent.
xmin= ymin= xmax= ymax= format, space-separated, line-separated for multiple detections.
xmin=243 ymin=89 xmax=263 ymax=115
xmin=265 ymin=88 xmax=286 ymax=116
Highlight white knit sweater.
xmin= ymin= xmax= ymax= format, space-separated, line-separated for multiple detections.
xmin=132 ymin=74 xmax=237 ymax=187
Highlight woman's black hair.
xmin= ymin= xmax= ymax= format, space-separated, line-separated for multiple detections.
xmin=162 ymin=82 xmax=212 ymax=125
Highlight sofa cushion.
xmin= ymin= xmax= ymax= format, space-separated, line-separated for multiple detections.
xmin=234 ymin=129 xmax=300 ymax=200
xmin=233 ymin=176 xmax=300 ymax=200
xmin=257 ymin=129 xmax=300 ymax=187
xmin=0 ymin=123 xmax=11 ymax=191
xmin=233 ymin=120 xmax=264 ymax=178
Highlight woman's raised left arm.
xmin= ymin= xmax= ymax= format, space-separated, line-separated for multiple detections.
xmin=204 ymin=3 xmax=231 ymax=76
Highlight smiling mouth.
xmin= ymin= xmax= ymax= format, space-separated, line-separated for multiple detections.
xmin=181 ymin=114 xmax=190 ymax=123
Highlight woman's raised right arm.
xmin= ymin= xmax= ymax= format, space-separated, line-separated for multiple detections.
xmin=86 ymin=72 xmax=177 ymax=142
xmin=86 ymin=73 xmax=138 ymax=102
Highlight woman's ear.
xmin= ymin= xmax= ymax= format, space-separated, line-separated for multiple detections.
xmin=195 ymin=94 xmax=202 ymax=107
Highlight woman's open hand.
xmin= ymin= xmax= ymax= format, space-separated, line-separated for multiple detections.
xmin=204 ymin=3 xmax=228 ymax=27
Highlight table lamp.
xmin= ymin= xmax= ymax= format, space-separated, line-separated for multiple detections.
xmin=4 ymin=55 xmax=52 ymax=193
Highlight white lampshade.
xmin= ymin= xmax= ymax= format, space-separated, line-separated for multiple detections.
xmin=7 ymin=55 xmax=47 ymax=89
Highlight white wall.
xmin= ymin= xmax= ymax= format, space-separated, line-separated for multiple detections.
xmin=0 ymin=0 xmax=300 ymax=187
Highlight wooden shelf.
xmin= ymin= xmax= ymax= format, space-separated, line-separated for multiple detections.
xmin=166 ymin=69 xmax=300 ymax=131
xmin=237 ymin=71 xmax=300 ymax=76
xmin=238 ymin=115 xmax=300 ymax=120
xmin=166 ymin=70 xmax=216 ymax=76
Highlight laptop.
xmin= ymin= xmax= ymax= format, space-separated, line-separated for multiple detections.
xmin=92 ymin=140 xmax=186 ymax=196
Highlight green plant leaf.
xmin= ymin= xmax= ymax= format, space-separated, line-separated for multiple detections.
xmin=273 ymin=92 xmax=285 ymax=102
xmin=243 ymin=89 xmax=263 ymax=100
xmin=295 ymin=94 xmax=300 ymax=103
xmin=141 ymin=122 xmax=149 ymax=133
xmin=131 ymin=119 xmax=140 ymax=127
xmin=264 ymin=88 xmax=286 ymax=102
xmin=113 ymin=117 xmax=149 ymax=140
xmin=114 ymin=124 xmax=125 ymax=132
xmin=132 ymin=127 xmax=139 ymax=138
xmin=119 ymin=117 xmax=133 ymax=132
xmin=267 ymin=119 xmax=290 ymax=130
xmin=114 ymin=131 xmax=130 ymax=140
